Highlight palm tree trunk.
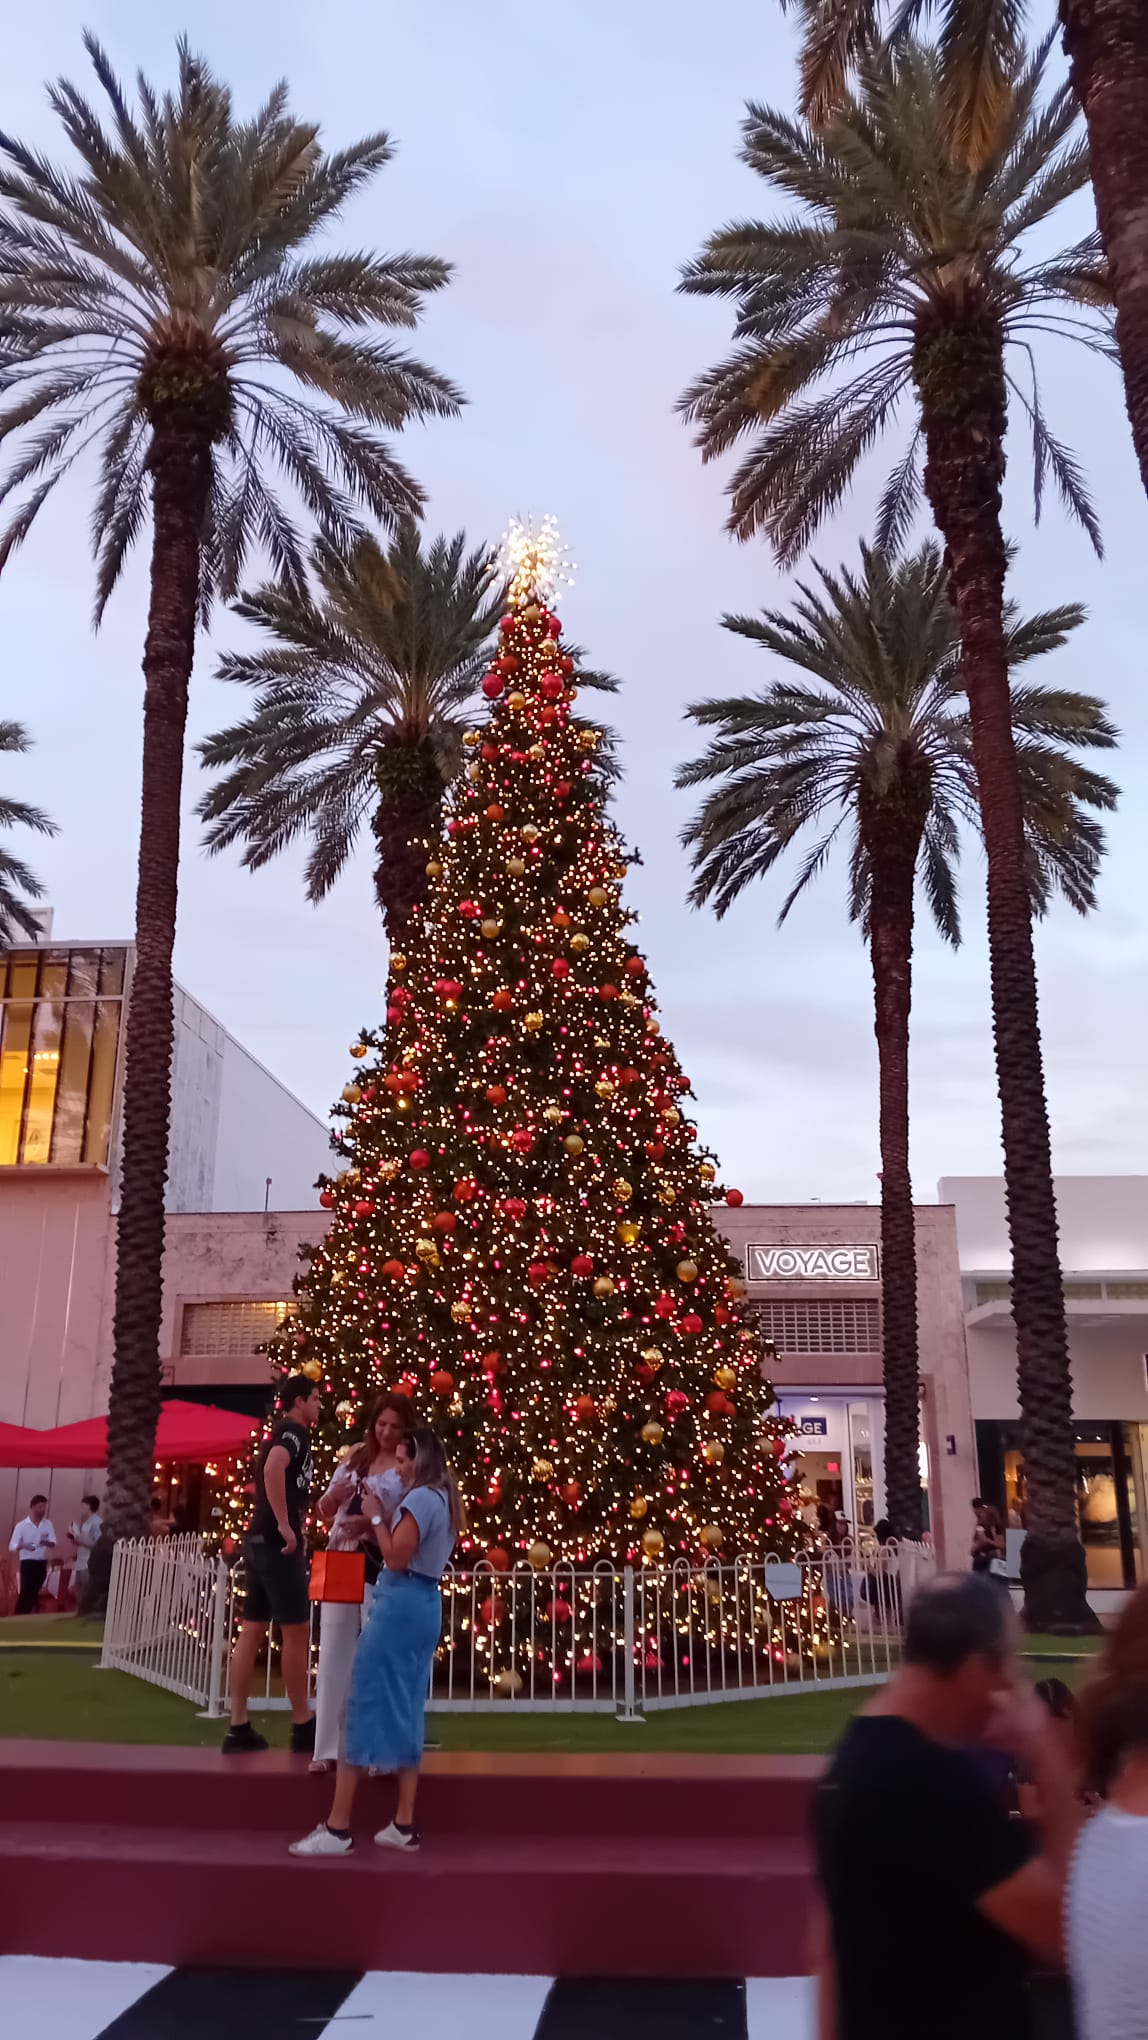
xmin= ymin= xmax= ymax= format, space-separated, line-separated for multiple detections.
xmin=372 ymin=737 xmax=446 ymax=951
xmin=914 ymin=308 xmax=1093 ymax=1632
xmin=105 ymin=412 xmax=212 ymax=1542
xmin=862 ymin=795 xmax=926 ymax=1542
xmin=1060 ymin=0 xmax=1148 ymax=504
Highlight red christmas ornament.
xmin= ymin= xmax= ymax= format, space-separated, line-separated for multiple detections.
xmin=432 ymin=1211 xmax=457 ymax=1233
xmin=547 ymin=1597 xmax=574 ymax=1621
xmin=458 ymin=900 xmax=480 ymax=918
xmin=726 ymin=1188 xmax=745 ymax=1207
xmin=482 ymin=672 xmax=503 ymax=699
xmin=552 ymin=958 xmax=570 ymax=978
xmin=496 ymin=653 xmax=519 ymax=674
xmin=619 ymin=1067 xmax=640 ymax=1086
xmin=491 ymin=988 xmax=514 ymax=1011
xmin=502 ymin=1196 xmax=527 ymax=1219
xmin=560 ymin=1484 xmax=581 ymax=1507
xmin=679 ymin=1313 xmax=704 ymax=1336
xmin=635 ymin=1363 xmax=657 ymax=1386
xmin=431 ymin=1370 xmax=455 ymax=1396
xmin=511 ymin=1128 xmax=534 ymax=1154
xmin=482 ymin=741 xmax=499 ymax=762
xmin=354 ymin=1200 xmax=375 ymax=1219
xmin=397 ymin=1375 xmax=419 ymax=1398
xmin=654 ymin=1293 xmax=676 ymax=1319
xmin=319 ymin=1189 xmax=335 ymax=1209
xmin=571 ymin=1254 xmax=594 ymax=1278
xmin=646 ymin=1142 xmax=666 ymax=1163
xmin=527 ymin=1261 xmax=553 ymax=1286
xmin=487 ymin=1546 xmax=510 ymax=1571
xmin=554 ymin=780 xmax=571 ymax=799
xmin=485 ymin=803 xmax=505 ymax=821
xmin=499 ymin=615 xmax=515 ymax=632
xmin=552 ymin=908 xmax=571 ymax=928
xmin=453 ymin=1178 xmax=477 ymax=1201
xmin=576 ymin=1653 xmax=603 ymax=1677
xmin=382 ymin=1259 xmax=406 ymax=1281
xmin=574 ymin=1395 xmax=597 ymax=1422
xmin=547 ymin=616 xmax=562 ymax=638
xmin=599 ymin=982 xmax=619 ymax=1001
xmin=480 ymin=1595 xmax=507 ymax=1627
xmin=625 ymin=955 xmax=645 ymax=976
xmin=540 ymin=672 xmax=564 ymax=700
xmin=771 ymin=1436 xmax=788 ymax=1458
xmin=665 ymin=1390 xmax=691 ymax=1417
xmin=713 ymin=1304 xmax=731 ymax=1326
xmin=409 ymin=1150 xmax=430 ymax=1171
xmin=560 ymin=654 xmax=574 ymax=674
xmin=707 ymin=1391 xmax=735 ymax=1416
xmin=485 ymin=1084 xmax=508 ymax=1105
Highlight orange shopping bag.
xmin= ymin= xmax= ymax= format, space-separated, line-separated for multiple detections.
xmin=308 ymin=1549 xmax=366 ymax=1604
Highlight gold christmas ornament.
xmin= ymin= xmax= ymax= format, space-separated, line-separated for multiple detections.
xmin=595 ymin=1079 xmax=615 ymax=1099
xmin=704 ymin=1440 xmax=726 ymax=1464
xmin=677 ymin=1259 xmax=699 ymax=1284
xmin=380 ymin=1159 xmax=401 ymax=1181
xmin=301 ymin=1360 xmax=323 ymax=1382
xmin=663 ymin=1106 xmax=681 ymax=1125
xmin=508 ymin=691 xmax=527 ymax=711
xmin=521 ymin=823 xmax=541 ymax=844
xmin=494 ymin=1668 xmax=523 ymax=1696
xmin=640 ymin=1421 xmax=664 ymax=1445
xmin=620 ymin=990 xmax=641 ymax=1008
xmin=699 ymin=1524 xmax=724 ymax=1551
xmin=714 ymin=1365 xmax=737 ymax=1391
xmin=524 ymin=1011 xmax=545 ymax=1032
xmin=531 ymin=1457 xmax=554 ymax=1481
xmin=415 ymin=1238 xmax=440 ymax=1265
xmin=391 ymin=953 xmax=406 ymax=971
xmin=426 ymin=859 xmax=443 ymax=878
xmin=463 ymin=730 xmax=481 ymax=747
xmin=528 ymin=743 xmax=545 ymax=760
xmin=467 ymin=762 xmax=481 ymax=782
xmin=527 ymin=1541 xmax=553 ymax=1569
xmin=481 ymin=918 xmax=503 ymax=939
xmin=614 ymin=1178 xmax=633 ymax=1202
xmin=342 ymin=1084 xmax=362 ymax=1105
xmin=507 ymin=857 xmax=526 ymax=877
xmin=564 ymin=1133 xmax=585 ymax=1155
xmin=641 ymin=1347 xmax=665 ymax=1368
xmin=578 ymin=729 xmax=599 ymax=751
xmin=335 ymin=1400 xmax=355 ymax=1423
xmin=523 ymin=603 xmax=542 ymax=623
xmin=570 ymin=932 xmax=590 ymax=952
xmin=630 ymin=1495 xmax=648 ymax=1519
xmin=647 ymin=1018 xmax=661 ymax=1036
xmin=594 ymin=1035 xmax=610 ymax=1050
xmin=594 ymin=1275 xmax=615 ymax=1297
xmin=641 ymin=1528 xmax=665 ymax=1558
xmin=658 ymin=1186 xmax=677 ymax=1205
xmin=587 ymin=886 xmax=608 ymax=907
xmin=698 ymin=1162 xmax=716 ymax=1183
xmin=543 ymin=1105 xmax=563 ymax=1123
xmin=618 ymin=1219 xmax=641 ymax=1246
xmin=349 ymin=1043 xmax=368 ymax=1060
xmin=451 ymin=1300 xmax=473 ymax=1323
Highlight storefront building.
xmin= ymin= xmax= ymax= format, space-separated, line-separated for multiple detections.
xmin=713 ymin=1203 xmax=975 ymax=1567
xmin=944 ymin=1176 xmax=1148 ymax=1595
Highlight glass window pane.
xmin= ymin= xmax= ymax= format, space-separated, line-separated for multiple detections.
xmin=83 ymin=998 xmax=120 ymax=1166
xmin=37 ymin=957 xmax=68 ymax=1002
xmin=0 ymin=1000 xmax=32 ymax=1165
xmin=66 ymin=950 xmax=100 ymax=999
xmin=22 ymin=999 xmax=63 ymax=1163
xmin=98 ymin=950 xmax=126 ymax=996
xmin=7 ymin=958 xmax=37 ymax=1000
xmin=50 ymin=999 xmax=95 ymax=1164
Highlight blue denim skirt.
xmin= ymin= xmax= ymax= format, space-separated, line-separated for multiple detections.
xmin=345 ymin=1569 xmax=441 ymax=1771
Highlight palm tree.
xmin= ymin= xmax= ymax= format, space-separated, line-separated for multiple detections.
xmin=783 ymin=0 xmax=1148 ymax=508
xmin=677 ymin=544 xmax=1118 ymax=1540
xmin=198 ymin=524 xmax=502 ymax=950
xmin=679 ymin=42 xmax=1111 ymax=1624
xmin=0 ymin=39 xmax=462 ymax=1539
xmin=0 ymin=722 xmax=55 ymax=942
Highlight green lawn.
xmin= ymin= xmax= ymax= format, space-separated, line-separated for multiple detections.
xmin=0 ymin=1620 xmax=1103 ymax=1754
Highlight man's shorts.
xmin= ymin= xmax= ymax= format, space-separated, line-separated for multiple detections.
xmin=243 ymin=1535 xmax=310 ymax=1627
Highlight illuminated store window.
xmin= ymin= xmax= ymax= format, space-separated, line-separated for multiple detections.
xmin=0 ymin=946 xmax=126 ymax=1167
xmin=180 ymin=1300 xmax=296 ymax=1358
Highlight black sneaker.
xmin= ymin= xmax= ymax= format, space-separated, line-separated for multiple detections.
xmin=222 ymin=1721 xmax=268 ymax=1754
xmin=290 ymin=1715 xmax=317 ymax=1756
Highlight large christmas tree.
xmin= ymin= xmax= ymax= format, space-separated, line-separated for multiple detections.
xmin=277 ymin=522 xmax=794 ymax=1569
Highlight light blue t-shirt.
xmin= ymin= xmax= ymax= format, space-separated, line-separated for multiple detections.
xmin=396 ymin=1484 xmax=456 ymax=1579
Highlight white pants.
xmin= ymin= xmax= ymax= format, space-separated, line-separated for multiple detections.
xmin=313 ymin=1585 xmax=374 ymax=1764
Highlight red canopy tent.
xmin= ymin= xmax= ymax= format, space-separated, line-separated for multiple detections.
xmin=0 ymin=1402 xmax=258 ymax=1468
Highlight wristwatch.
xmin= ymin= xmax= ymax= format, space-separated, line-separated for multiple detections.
xmin=369 ymin=1515 xmax=383 ymax=1528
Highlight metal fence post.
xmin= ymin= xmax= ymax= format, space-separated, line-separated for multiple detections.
xmin=201 ymin=1556 xmax=230 ymax=1718
xmin=616 ymin=1564 xmax=643 ymax=1723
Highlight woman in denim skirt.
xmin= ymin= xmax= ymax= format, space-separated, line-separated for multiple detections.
xmin=291 ymin=1426 xmax=461 ymax=1856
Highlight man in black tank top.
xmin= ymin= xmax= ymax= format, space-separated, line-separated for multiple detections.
xmin=223 ymin=1375 xmax=320 ymax=1756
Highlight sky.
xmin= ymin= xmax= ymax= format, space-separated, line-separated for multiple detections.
xmin=3 ymin=2 xmax=1146 ymax=1205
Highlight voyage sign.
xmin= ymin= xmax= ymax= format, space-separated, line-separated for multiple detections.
xmin=746 ymin=1244 xmax=880 ymax=1283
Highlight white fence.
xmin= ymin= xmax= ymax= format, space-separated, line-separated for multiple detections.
xmin=100 ymin=1536 xmax=934 ymax=1719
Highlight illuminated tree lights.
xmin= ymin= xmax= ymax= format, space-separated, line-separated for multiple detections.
xmin=262 ymin=542 xmax=797 ymax=1581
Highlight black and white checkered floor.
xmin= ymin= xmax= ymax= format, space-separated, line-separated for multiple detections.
xmin=1 ymin=1958 xmax=814 ymax=2037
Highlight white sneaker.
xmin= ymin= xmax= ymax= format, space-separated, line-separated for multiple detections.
xmin=375 ymin=1821 xmax=420 ymax=1853
xmin=290 ymin=1823 xmax=353 ymax=1857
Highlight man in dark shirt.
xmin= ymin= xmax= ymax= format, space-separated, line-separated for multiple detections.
xmin=223 ymin=1374 xmax=321 ymax=1755
xmin=813 ymin=1571 xmax=1077 ymax=2040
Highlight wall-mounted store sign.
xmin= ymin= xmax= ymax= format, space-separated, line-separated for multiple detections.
xmin=746 ymin=1244 xmax=881 ymax=1282
xmin=797 ymin=1415 xmax=828 ymax=1436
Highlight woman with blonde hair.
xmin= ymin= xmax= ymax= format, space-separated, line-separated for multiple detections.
xmin=292 ymin=1426 xmax=462 ymax=1856
xmin=309 ymin=1389 xmax=414 ymax=1773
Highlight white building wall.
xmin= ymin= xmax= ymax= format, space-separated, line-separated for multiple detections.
xmin=165 ymin=986 xmax=226 ymax=1213
xmin=939 ymin=1176 xmax=1148 ymax=1274
xmin=210 ymin=1031 xmax=331 ymax=1213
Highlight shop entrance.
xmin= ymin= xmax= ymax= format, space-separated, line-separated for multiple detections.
xmin=977 ymin=1419 xmax=1146 ymax=1590
xmin=774 ymin=1393 xmax=887 ymax=1540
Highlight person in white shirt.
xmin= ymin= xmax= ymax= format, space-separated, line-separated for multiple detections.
xmin=1069 ymin=1581 xmax=1148 ymax=2040
xmin=9 ymin=1495 xmax=57 ymax=1614
xmin=69 ymin=1495 xmax=102 ymax=1580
